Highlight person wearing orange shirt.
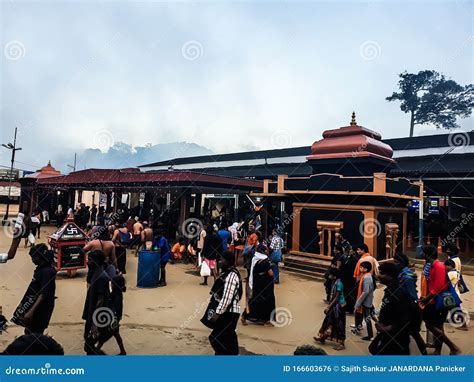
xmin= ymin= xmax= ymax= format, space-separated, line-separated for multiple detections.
xmin=247 ymin=228 xmax=258 ymax=247
xmin=171 ymin=239 xmax=186 ymax=261
xmin=353 ymin=244 xmax=379 ymax=281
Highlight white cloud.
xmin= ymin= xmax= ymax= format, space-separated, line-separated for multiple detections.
xmin=1 ymin=1 xmax=472 ymax=168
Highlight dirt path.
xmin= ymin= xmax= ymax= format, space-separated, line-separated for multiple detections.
xmin=1 ymin=226 xmax=472 ymax=355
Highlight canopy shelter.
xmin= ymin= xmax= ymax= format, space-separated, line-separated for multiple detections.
xmin=18 ymin=168 xmax=262 ymax=230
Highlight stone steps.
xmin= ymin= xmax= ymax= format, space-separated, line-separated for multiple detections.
xmin=283 ymin=253 xmax=328 ymax=281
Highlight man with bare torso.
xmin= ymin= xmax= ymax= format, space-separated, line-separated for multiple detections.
xmin=132 ymin=218 xmax=144 ymax=252
xmin=141 ymin=221 xmax=154 ymax=251
xmin=83 ymin=229 xmax=118 ymax=283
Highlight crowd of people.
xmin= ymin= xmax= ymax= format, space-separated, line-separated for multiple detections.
xmin=314 ymin=240 xmax=467 ymax=355
xmin=0 ymin=202 xmax=470 ymax=357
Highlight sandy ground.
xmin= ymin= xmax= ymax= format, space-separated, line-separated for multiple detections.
xmin=1 ymin=226 xmax=473 ymax=356
xmin=0 ymin=203 xmax=19 ymax=218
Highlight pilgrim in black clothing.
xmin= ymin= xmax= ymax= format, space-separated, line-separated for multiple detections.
xmin=370 ymin=262 xmax=411 ymax=355
xmin=12 ymin=244 xmax=56 ymax=334
xmin=82 ymin=250 xmax=111 ymax=355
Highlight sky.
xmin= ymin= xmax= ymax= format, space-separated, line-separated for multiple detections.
xmin=1 ymin=0 xmax=473 ymax=172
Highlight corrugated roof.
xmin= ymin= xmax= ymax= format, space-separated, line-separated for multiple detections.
xmin=139 ymin=146 xmax=310 ymax=167
xmin=139 ymin=131 xmax=474 ymax=168
xmin=36 ymin=169 xmax=262 ymax=189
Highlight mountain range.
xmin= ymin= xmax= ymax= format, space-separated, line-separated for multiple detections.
xmin=52 ymin=142 xmax=214 ymax=173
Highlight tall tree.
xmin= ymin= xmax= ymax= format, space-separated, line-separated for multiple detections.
xmin=386 ymin=70 xmax=473 ymax=137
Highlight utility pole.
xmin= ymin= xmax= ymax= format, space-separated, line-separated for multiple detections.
xmin=416 ymin=179 xmax=424 ymax=258
xmin=67 ymin=153 xmax=77 ymax=172
xmin=2 ymin=127 xmax=22 ymax=224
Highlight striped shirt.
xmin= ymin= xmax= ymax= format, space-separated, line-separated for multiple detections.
xmin=215 ymin=271 xmax=241 ymax=314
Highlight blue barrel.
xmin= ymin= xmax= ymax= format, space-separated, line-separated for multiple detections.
xmin=137 ymin=250 xmax=161 ymax=288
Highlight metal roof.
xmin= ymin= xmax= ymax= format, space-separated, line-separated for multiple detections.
xmin=32 ymin=168 xmax=263 ymax=192
xmin=139 ymin=131 xmax=474 ymax=168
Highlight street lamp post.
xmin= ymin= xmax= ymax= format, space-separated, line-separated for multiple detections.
xmin=2 ymin=127 xmax=22 ymax=224
xmin=416 ymin=179 xmax=425 ymax=259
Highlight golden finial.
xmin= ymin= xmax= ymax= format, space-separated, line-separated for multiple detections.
xmin=350 ymin=111 xmax=357 ymax=126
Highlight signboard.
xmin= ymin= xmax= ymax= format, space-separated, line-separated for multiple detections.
xmin=428 ymin=199 xmax=439 ymax=215
xmin=57 ymin=245 xmax=85 ymax=268
xmin=99 ymin=192 xmax=107 ymax=206
xmin=0 ymin=169 xmax=19 ymax=181
xmin=50 ymin=222 xmax=87 ymax=241
xmin=204 ymin=194 xmax=236 ymax=199
xmin=407 ymin=200 xmax=420 ymax=212
xmin=0 ymin=185 xmax=20 ymax=197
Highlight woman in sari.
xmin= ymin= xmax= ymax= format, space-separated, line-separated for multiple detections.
xmin=241 ymin=245 xmax=275 ymax=326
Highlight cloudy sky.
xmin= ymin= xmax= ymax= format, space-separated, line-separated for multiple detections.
xmin=1 ymin=0 xmax=472 ymax=171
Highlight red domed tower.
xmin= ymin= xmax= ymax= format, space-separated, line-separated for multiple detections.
xmin=306 ymin=112 xmax=395 ymax=176
xmin=27 ymin=161 xmax=62 ymax=179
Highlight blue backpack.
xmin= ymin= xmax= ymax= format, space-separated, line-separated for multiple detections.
xmin=119 ymin=230 xmax=132 ymax=245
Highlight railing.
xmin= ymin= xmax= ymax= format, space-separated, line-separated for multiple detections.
xmin=406 ymin=232 xmax=473 ymax=256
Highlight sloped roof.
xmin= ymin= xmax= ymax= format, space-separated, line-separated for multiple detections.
xmin=139 ymin=131 xmax=474 ymax=168
xmin=49 ymin=218 xmax=87 ymax=241
xmin=36 ymin=168 xmax=262 ymax=190
xmin=27 ymin=161 xmax=62 ymax=179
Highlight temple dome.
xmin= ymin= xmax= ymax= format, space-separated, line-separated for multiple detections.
xmin=27 ymin=161 xmax=62 ymax=179
xmin=307 ymin=112 xmax=394 ymax=162
xmin=306 ymin=113 xmax=395 ymax=176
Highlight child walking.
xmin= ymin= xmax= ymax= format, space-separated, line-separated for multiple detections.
xmin=352 ymin=261 xmax=375 ymax=341
xmin=314 ymin=268 xmax=346 ymax=350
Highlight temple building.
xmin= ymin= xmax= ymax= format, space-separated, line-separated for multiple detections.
xmin=16 ymin=115 xmax=474 ymax=270
xmin=26 ymin=160 xmax=62 ymax=179
xmin=140 ymin=118 xmax=474 ymax=266
xmin=254 ymin=113 xmax=422 ymax=276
